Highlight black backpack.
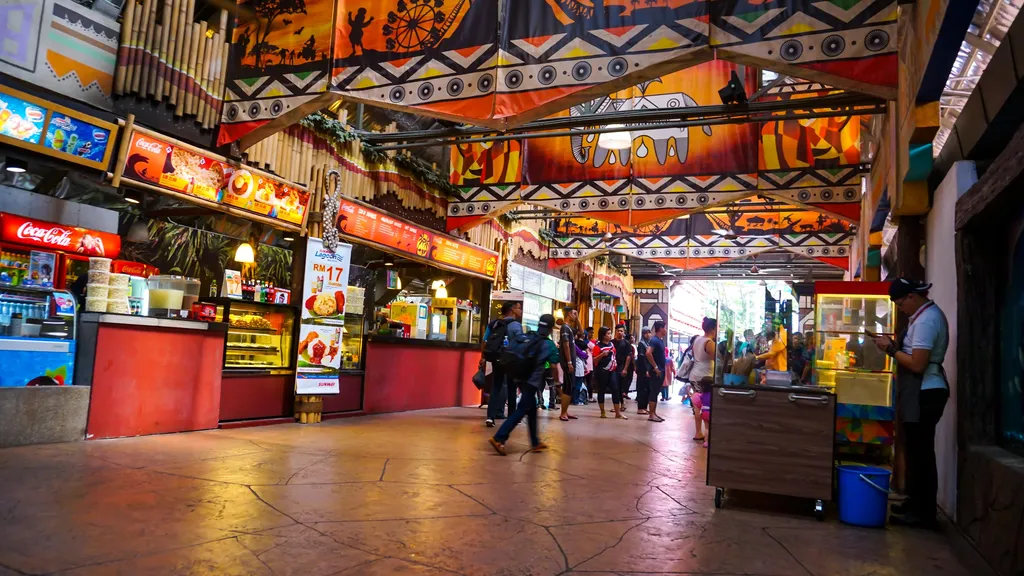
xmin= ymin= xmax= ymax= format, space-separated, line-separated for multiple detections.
xmin=499 ymin=332 xmax=545 ymax=381
xmin=482 ymin=319 xmax=509 ymax=362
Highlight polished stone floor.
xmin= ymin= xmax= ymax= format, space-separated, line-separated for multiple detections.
xmin=0 ymin=400 xmax=970 ymax=576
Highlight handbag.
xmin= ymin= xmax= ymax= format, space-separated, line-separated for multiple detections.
xmin=676 ymin=356 xmax=694 ymax=382
xmin=472 ymin=363 xmax=487 ymax=390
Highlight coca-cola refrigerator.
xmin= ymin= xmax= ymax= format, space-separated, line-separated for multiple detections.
xmin=0 ymin=212 xmax=122 ymax=289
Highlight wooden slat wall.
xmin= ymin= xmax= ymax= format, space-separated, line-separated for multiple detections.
xmin=241 ymin=125 xmax=450 ymax=239
xmin=114 ymin=0 xmax=228 ymax=130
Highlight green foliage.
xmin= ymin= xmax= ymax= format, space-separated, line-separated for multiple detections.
xmin=299 ymin=113 xmax=460 ymax=197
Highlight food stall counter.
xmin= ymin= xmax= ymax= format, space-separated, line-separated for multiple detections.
xmin=74 ymin=312 xmax=228 ymax=439
xmin=200 ymin=297 xmax=301 ymax=423
xmin=362 ymin=334 xmax=481 ymax=415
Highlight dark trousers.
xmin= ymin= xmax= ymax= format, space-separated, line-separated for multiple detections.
xmin=902 ymin=388 xmax=949 ymax=520
xmin=494 ymin=382 xmax=539 ymax=447
xmin=636 ymin=372 xmax=650 ymax=407
xmin=596 ymin=369 xmax=620 ymax=405
xmin=487 ymin=364 xmax=507 ymax=420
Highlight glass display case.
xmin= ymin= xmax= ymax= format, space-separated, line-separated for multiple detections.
xmin=0 ymin=285 xmax=77 ymax=386
xmin=339 ymin=264 xmax=373 ymax=371
xmin=204 ymin=298 xmax=296 ymax=371
xmin=813 ymin=287 xmax=895 ymax=407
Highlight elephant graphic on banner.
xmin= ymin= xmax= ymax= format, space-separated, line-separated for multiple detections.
xmin=569 ymin=79 xmax=712 ymax=169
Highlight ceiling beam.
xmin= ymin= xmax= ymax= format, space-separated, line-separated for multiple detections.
xmin=361 ymin=92 xmax=886 ymax=147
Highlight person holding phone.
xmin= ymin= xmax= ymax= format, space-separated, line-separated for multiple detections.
xmin=869 ymin=278 xmax=950 ymax=529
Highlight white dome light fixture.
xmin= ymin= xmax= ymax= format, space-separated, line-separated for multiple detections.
xmin=597 ymin=125 xmax=632 ymax=150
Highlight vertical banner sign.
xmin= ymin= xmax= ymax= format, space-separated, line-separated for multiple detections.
xmin=295 ymin=237 xmax=352 ymax=395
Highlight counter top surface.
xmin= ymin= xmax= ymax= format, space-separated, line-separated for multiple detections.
xmin=80 ymin=313 xmax=228 ymax=333
xmin=712 ymin=383 xmax=835 ymax=395
xmin=367 ymin=334 xmax=480 ymax=350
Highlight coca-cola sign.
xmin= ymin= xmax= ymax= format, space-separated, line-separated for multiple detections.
xmin=16 ymin=221 xmax=74 ymax=248
xmin=0 ymin=213 xmax=121 ymax=258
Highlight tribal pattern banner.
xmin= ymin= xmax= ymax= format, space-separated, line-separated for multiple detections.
xmin=447 ymin=63 xmax=867 ymax=231
xmin=545 ymin=204 xmax=854 ymax=270
xmin=217 ymin=0 xmax=897 ymax=146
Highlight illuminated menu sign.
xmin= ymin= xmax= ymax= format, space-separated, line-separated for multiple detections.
xmin=0 ymin=93 xmax=46 ymax=144
xmin=336 ymin=197 xmax=499 ymax=280
xmin=0 ymin=85 xmax=118 ymax=171
xmin=121 ymin=130 xmax=310 ymax=226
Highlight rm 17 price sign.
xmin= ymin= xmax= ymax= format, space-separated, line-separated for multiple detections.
xmin=295 ymin=237 xmax=353 ymax=395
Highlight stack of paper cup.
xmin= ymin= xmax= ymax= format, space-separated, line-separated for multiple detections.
xmin=85 ymin=258 xmax=112 ymax=313
xmin=105 ymin=273 xmax=131 ymax=313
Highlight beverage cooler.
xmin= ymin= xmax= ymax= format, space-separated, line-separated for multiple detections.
xmin=0 ymin=212 xmax=153 ymax=290
xmin=0 ymin=285 xmax=78 ymax=386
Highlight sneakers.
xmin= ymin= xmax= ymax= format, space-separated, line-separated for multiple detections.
xmin=485 ymin=419 xmax=495 ymax=427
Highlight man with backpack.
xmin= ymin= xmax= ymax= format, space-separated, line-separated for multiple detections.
xmin=488 ymin=313 xmax=560 ymax=455
xmin=482 ymin=300 xmax=523 ymax=428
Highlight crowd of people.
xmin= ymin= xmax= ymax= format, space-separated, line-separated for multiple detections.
xmin=480 ymin=304 xmax=683 ymax=455
xmin=479 ymin=277 xmax=951 ymax=530
xmin=479 ymin=305 xmax=828 ymax=454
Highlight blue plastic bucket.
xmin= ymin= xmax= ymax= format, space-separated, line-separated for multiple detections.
xmin=836 ymin=465 xmax=891 ymax=527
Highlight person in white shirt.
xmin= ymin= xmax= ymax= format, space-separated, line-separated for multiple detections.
xmin=871 ymin=278 xmax=949 ymax=528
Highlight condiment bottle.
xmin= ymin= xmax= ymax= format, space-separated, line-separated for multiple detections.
xmin=9 ymin=312 xmax=23 ymax=337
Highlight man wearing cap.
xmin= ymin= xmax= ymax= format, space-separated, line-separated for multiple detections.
xmin=489 ymin=313 xmax=560 ymax=455
xmin=870 ymin=278 xmax=950 ymax=528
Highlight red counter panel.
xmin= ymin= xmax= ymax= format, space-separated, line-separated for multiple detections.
xmin=322 ymin=373 xmax=364 ymax=413
xmin=85 ymin=323 xmax=224 ymax=439
xmin=363 ymin=341 xmax=481 ymax=414
xmin=220 ymin=373 xmax=293 ymax=422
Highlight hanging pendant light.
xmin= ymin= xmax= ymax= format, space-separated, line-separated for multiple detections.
xmin=597 ymin=124 xmax=632 ymax=150
xmin=234 ymin=242 xmax=255 ymax=263
xmin=434 ymin=281 xmax=448 ymax=299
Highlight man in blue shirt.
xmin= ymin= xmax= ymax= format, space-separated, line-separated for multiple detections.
xmin=483 ymin=301 xmax=523 ymax=427
xmin=871 ymin=278 xmax=949 ymax=528
xmin=645 ymin=320 xmax=668 ymax=422
xmin=489 ymin=314 xmax=560 ymax=455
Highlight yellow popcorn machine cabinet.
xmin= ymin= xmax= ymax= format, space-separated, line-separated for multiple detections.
xmin=812 ymin=281 xmax=897 ymax=451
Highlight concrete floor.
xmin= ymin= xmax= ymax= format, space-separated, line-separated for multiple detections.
xmin=0 ymin=401 xmax=971 ymax=576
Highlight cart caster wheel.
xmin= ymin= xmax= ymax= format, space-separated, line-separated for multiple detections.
xmin=714 ymin=488 xmax=723 ymax=509
xmin=814 ymin=499 xmax=824 ymax=521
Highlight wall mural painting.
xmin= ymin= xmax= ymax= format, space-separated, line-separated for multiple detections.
xmin=218 ymin=0 xmax=896 ymax=147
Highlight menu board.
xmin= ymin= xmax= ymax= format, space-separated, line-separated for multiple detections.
xmin=0 ymin=86 xmax=118 ymax=171
xmin=122 ymin=130 xmax=310 ymax=226
xmin=295 ymin=237 xmax=352 ymax=395
xmin=336 ymin=197 xmax=499 ymax=280
xmin=44 ymin=114 xmax=110 ymax=163
xmin=0 ymin=93 xmax=46 ymax=144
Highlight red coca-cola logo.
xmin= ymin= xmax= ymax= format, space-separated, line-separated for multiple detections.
xmin=16 ymin=221 xmax=74 ymax=247
xmin=133 ymin=136 xmax=166 ymax=154
xmin=1 ymin=213 xmax=121 ymax=258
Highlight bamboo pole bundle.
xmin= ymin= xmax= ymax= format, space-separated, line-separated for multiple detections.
xmin=125 ymin=1 xmax=142 ymax=93
xmin=195 ymin=30 xmax=211 ymax=124
xmin=191 ymin=22 xmax=207 ymax=118
xmin=115 ymin=0 xmax=136 ymax=95
xmin=216 ymin=40 xmax=228 ymax=125
xmin=153 ymin=0 xmax=170 ymax=99
xmin=148 ymin=24 xmax=161 ymax=97
xmin=183 ymin=22 xmax=200 ymax=115
xmin=137 ymin=0 xmax=157 ymax=95
xmin=171 ymin=0 xmax=190 ymax=106
xmin=129 ymin=0 xmax=149 ymax=93
xmin=162 ymin=0 xmax=180 ymax=100
xmin=201 ymin=33 xmax=218 ymax=128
